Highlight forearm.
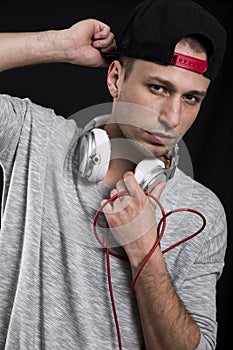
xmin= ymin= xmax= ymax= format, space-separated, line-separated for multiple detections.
xmin=0 ymin=19 xmax=115 ymax=72
xmin=103 ymin=174 xmax=201 ymax=348
xmin=0 ymin=30 xmax=70 ymax=72
xmin=130 ymin=246 xmax=201 ymax=350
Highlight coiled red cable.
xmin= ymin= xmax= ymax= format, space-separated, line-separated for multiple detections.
xmin=93 ymin=189 xmax=206 ymax=350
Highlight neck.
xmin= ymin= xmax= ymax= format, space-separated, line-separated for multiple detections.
xmin=103 ymin=122 xmax=135 ymax=187
xmin=102 ymin=121 xmax=159 ymax=187
xmin=103 ymin=158 xmax=135 ymax=188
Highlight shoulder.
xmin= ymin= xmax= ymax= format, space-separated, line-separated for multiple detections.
xmin=0 ymin=93 xmax=66 ymax=125
xmin=164 ymin=168 xmax=227 ymax=242
xmin=163 ymin=169 xmax=227 ymax=272
xmin=170 ymin=168 xmax=225 ymax=214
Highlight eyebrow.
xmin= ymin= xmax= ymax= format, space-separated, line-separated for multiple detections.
xmin=145 ymin=75 xmax=207 ymax=98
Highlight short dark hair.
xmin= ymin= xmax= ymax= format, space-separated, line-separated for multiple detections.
xmin=118 ymin=56 xmax=136 ymax=80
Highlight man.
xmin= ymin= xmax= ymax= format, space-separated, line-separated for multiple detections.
xmin=0 ymin=0 xmax=227 ymax=349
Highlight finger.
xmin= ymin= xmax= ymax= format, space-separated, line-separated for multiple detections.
xmin=101 ymin=199 xmax=112 ymax=214
xmin=123 ymin=171 xmax=144 ymax=198
xmin=150 ymin=182 xmax=166 ymax=200
xmin=111 ymin=186 xmax=127 ymax=211
xmin=110 ymin=188 xmax=118 ymax=198
xmin=92 ymin=33 xmax=115 ymax=49
xmin=115 ymin=179 xmax=127 ymax=201
xmin=93 ymin=23 xmax=111 ymax=39
xmin=113 ymin=181 xmax=131 ymax=211
xmin=101 ymin=189 xmax=118 ymax=214
xmin=98 ymin=41 xmax=117 ymax=53
xmin=116 ymin=179 xmax=127 ymax=193
xmin=149 ymin=182 xmax=167 ymax=208
xmin=109 ymin=188 xmax=125 ymax=211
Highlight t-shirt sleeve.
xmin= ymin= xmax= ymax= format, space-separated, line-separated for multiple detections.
xmin=0 ymin=94 xmax=28 ymax=167
xmin=181 ymin=198 xmax=227 ymax=350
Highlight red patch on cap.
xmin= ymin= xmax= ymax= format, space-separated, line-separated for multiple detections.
xmin=170 ymin=52 xmax=208 ymax=74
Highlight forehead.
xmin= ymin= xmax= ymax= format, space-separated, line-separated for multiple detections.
xmin=129 ymin=58 xmax=210 ymax=92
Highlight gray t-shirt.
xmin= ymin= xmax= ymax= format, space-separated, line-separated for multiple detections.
xmin=0 ymin=94 xmax=227 ymax=349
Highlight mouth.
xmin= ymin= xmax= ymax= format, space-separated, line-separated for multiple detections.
xmin=147 ymin=131 xmax=176 ymax=145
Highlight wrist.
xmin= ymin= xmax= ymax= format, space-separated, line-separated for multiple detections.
xmin=35 ymin=29 xmax=72 ymax=64
xmin=54 ymin=28 xmax=77 ymax=64
xmin=125 ymin=227 xmax=162 ymax=275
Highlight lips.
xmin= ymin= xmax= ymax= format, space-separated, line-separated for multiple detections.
xmin=147 ymin=131 xmax=175 ymax=145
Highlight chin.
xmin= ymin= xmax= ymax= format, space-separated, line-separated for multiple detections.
xmin=133 ymin=140 xmax=169 ymax=159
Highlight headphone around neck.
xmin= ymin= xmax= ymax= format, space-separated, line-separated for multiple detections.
xmin=79 ymin=115 xmax=179 ymax=191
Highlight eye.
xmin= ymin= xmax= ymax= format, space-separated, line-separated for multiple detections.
xmin=149 ymin=84 xmax=166 ymax=94
xmin=184 ymin=94 xmax=200 ymax=104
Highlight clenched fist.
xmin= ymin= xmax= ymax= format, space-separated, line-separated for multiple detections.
xmin=63 ymin=19 xmax=117 ymax=67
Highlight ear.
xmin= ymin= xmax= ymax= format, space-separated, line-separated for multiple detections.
xmin=107 ymin=60 xmax=124 ymax=98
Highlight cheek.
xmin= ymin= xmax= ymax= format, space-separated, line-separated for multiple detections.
xmin=117 ymin=90 xmax=160 ymax=127
xmin=118 ymin=83 xmax=149 ymax=105
xmin=118 ymin=87 xmax=165 ymax=122
xmin=118 ymin=87 xmax=136 ymax=104
xmin=179 ymin=114 xmax=198 ymax=136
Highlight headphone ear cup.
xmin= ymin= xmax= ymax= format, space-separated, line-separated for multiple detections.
xmin=134 ymin=158 xmax=166 ymax=191
xmin=79 ymin=128 xmax=111 ymax=182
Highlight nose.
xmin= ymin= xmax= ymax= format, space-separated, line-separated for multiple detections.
xmin=158 ymin=96 xmax=181 ymax=129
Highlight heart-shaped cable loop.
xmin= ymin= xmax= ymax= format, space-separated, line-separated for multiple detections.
xmin=93 ymin=189 xmax=206 ymax=289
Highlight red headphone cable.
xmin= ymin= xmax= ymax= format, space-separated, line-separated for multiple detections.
xmin=93 ymin=190 xmax=206 ymax=350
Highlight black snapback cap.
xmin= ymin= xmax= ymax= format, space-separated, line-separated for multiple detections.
xmin=106 ymin=0 xmax=227 ymax=80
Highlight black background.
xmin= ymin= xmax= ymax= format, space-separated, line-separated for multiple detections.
xmin=0 ymin=1 xmax=232 ymax=349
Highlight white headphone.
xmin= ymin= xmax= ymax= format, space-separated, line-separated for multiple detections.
xmin=79 ymin=116 xmax=179 ymax=191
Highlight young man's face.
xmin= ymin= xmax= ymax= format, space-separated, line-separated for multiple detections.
xmin=107 ymin=43 xmax=210 ymax=158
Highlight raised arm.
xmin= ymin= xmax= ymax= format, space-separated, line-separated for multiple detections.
xmin=0 ymin=19 xmax=116 ymax=72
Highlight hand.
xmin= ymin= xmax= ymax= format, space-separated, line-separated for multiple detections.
xmin=102 ymin=172 xmax=166 ymax=264
xmin=64 ymin=19 xmax=116 ymax=67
